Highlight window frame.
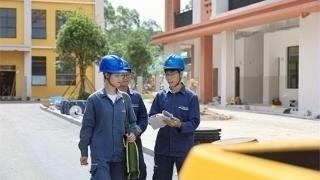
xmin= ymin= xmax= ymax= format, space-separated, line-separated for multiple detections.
xmin=32 ymin=56 xmax=47 ymax=86
xmin=55 ymin=58 xmax=76 ymax=86
xmin=0 ymin=8 xmax=17 ymax=38
xmin=287 ymin=46 xmax=299 ymax=89
xmin=32 ymin=9 xmax=47 ymax=39
xmin=55 ymin=10 xmax=69 ymax=38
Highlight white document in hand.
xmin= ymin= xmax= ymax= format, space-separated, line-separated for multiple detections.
xmin=148 ymin=114 xmax=168 ymax=130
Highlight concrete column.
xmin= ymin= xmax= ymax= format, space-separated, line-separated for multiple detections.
xmin=23 ymin=0 xmax=31 ymax=99
xmin=165 ymin=0 xmax=180 ymax=31
xmin=94 ymin=0 xmax=105 ymax=90
xmin=220 ymin=31 xmax=235 ymax=106
xmin=24 ymin=0 xmax=31 ymax=47
xmin=95 ymin=0 xmax=104 ymax=29
xmin=299 ymin=12 xmax=320 ymax=117
xmin=192 ymin=0 xmax=201 ymax=24
xmin=200 ymin=36 xmax=213 ymax=104
xmin=263 ymin=34 xmax=280 ymax=105
xmin=193 ymin=38 xmax=201 ymax=87
xmin=95 ymin=64 xmax=104 ymax=90
xmin=137 ymin=76 xmax=143 ymax=94
xmin=190 ymin=45 xmax=194 ymax=78
xmin=23 ymin=52 xmax=32 ymax=99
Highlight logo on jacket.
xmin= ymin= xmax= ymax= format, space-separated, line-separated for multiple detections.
xmin=178 ymin=106 xmax=189 ymax=111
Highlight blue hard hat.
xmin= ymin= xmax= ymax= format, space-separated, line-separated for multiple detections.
xmin=121 ymin=58 xmax=132 ymax=72
xmin=99 ymin=55 xmax=127 ymax=73
xmin=163 ymin=54 xmax=185 ymax=71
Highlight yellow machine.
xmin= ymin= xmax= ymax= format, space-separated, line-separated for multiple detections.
xmin=180 ymin=140 xmax=320 ymax=180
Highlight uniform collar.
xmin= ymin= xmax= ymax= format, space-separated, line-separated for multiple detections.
xmin=165 ymin=83 xmax=186 ymax=95
xmin=127 ymin=88 xmax=134 ymax=96
xmin=99 ymin=88 xmax=123 ymax=98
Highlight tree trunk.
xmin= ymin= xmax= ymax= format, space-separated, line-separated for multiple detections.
xmin=79 ymin=65 xmax=87 ymax=99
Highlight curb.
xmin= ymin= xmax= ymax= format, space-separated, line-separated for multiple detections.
xmin=40 ymin=105 xmax=82 ymax=126
xmin=40 ymin=104 xmax=155 ymax=156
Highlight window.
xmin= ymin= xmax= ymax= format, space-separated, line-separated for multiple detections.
xmin=287 ymin=46 xmax=299 ymax=89
xmin=56 ymin=58 xmax=76 ymax=86
xmin=229 ymin=0 xmax=265 ymax=10
xmin=32 ymin=56 xmax=47 ymax=85
xmin=0 ymin=8 xmax=16 ymax=38
xmin=56 ymin=10 xmax=68 ymax=37
xmin=32 ymin=9 xmax=46 ymax=39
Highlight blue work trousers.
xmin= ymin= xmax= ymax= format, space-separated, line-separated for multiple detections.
xmin=90 ymin=162 xmax=126 ymax=180
xmin=152 ymin=154 xmax=186 ymax=180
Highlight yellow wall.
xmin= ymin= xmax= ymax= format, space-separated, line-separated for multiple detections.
xmin=0 ymin=0 xmax=24 ymax=44
xmin=0 ymin=52 xmax=24 ymax=97
xmin=0 ymin=0 xmax=97 ymax=99
xmin=30 ymin=1 xmax=96 ymax=98
xmin=31 ymin=48 xmax=95 ymax=99
xmin=31 ymin=1 xmax=95 ymax=47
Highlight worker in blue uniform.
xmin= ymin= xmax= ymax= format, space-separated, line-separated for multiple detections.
xmin=149 ymin=54 xmax=200 ymax=180
xmin=78 ymin=55 xmax=140 ymax=180
xmin=119 ymin=59 xmax=148 ymax=180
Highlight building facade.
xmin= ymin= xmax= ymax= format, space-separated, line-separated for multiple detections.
xmin=0 ymin=0 xmax=104 ymax=99
xmin=152 ymin=0 xmax=320 ymax=117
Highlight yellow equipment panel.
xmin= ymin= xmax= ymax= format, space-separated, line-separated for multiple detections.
xmin=180 ymin=140 xmax=320 ymax=180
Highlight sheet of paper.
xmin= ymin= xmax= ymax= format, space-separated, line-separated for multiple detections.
xmin=148 ymin=114 xmax=168 ymax=130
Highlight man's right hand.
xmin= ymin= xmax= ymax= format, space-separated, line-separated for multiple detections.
xmin=80 ymin=156 xmax=88 ymax=165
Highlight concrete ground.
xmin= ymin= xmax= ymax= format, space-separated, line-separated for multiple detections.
xmin=141 ymin=101 xmax=320 ymax=153
xmin=40 ymin=100 xmax=320 ymax=180
xmin=42 ymin=100 xmax=320 ymax=155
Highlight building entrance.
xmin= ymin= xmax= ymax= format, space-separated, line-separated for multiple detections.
xmin=0 ymin=65 xmax=16 ymax=96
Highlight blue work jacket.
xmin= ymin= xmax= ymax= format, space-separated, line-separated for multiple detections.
xmin=128 ymin=89 xmax=148 ymax=136
xmin=149 ymin=85 xmax=200 ymax=157
xmin=78 ymin=88 xmax=138 ymax=163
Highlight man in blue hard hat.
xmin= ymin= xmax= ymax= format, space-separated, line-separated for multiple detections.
xmin=119 ymin=59 xmax=148 ymax=180
xmin=149 ymin=54 xmax=200 ymax=180
xmin=78 ymin=55 xmax=140 ymax=180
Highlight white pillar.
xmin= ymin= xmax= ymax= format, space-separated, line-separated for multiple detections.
xmin=220 ymin=31 xmax=235 ymax=106
xmin=23 ymin=52 xmax=32 ymax=99
xmin=95 ymin=64 xmax=104 ymax=90
xmin=23 ymin=0 xmax=31 ymax=99
xmin=24 ymin=0 xmax=31 ymax=46
xmin=299 ymin=12 xmax=320 ymax=117
xmin=94 ymin=0 xmax=105 ymax=90
xmin=193 ymin=38 xmax=201 ymax=97
xmin=192 ymin=0 xmax=201 ymax=24
xmin=95 ymin=0 xmax=105 ymax=29
xmin=137 ymin=76 xmax=143 ymax=94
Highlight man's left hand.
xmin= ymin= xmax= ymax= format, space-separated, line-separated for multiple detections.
xmin=163 ymin=117 xmax=182 ymax=128
xmin=126 ymin=132 xmax=136 ymax=142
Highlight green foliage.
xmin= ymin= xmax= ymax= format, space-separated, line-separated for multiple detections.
xmin=78 ymin=91 xmax=91 ymax=100
xmin=104 ymin=1 xmax=163 ymax=79
xmin=56 ymin=9 xmax=108 ymax=99
xmin=124 ymin=29 xmax=152 ymax=76
xmin=56 ymin=9 xmax=108 ymax=66
xmin=64 ymin=91 xmax=90 ymax=100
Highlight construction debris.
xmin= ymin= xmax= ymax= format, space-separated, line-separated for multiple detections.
xmin=201 ymin=106 xmax=232 ymax=120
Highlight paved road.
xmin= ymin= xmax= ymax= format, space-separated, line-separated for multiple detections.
xmin=0 ymin=103 xmax=90 ymax=179
xmin=0 ymin=103 xmax=164 ymax=180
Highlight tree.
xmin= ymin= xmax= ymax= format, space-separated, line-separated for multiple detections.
xmin=56 ymin=9 xmax=107 ymax=99
xmin=124 ymin=29 xmax=152 ymax=76
xmin=104 ymin=1 xmax=141 ymax=56
xmin=104 ymin=1 xmax=163 ymax=90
